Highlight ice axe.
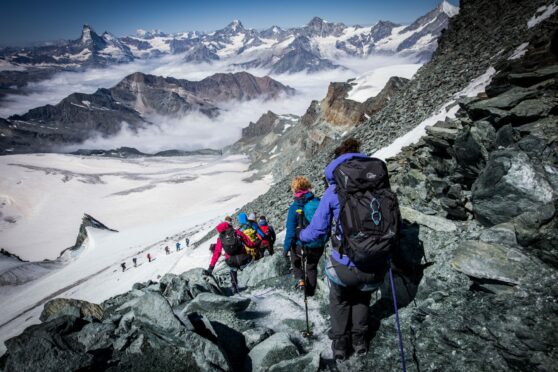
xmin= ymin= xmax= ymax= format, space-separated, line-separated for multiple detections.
xmin=296 ymin=209 xmax=313 ymax=338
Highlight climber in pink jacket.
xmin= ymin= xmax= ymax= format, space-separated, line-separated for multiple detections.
xmin=205 ymin=221 xmax=256 ymax=294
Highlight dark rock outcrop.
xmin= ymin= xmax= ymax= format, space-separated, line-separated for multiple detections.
xmin=241 ymin=111 xmax=279 ymax=138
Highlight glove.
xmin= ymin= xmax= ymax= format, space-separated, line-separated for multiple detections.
xmin=204 ymin=266 xmax=214 ymax=276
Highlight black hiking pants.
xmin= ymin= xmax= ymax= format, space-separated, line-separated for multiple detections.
xmin=328 ymin=259 xmax=386 ymax=342
xmin=291 ymin=246 xmax=324 ymax=296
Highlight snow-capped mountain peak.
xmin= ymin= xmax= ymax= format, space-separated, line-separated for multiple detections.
xmin=226 ymin=20 xmax=245 ymax=32
xmin=80 ymin=25 xmax=95 ymax=44
xmin=439 ymin=0 xmax=459 ymax=17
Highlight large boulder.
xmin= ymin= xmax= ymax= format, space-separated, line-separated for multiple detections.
xmin=238 ymin=252 xmax=290 ymax=287
xmin=453 ymin=121 xmax=496 ymax=183
xmin=472 ymin=150 xmax=555 ymax=226
xmin=131 ymin=292 xmax=185 ymax=334
xmin=400 ymin=206 xmax=457 ymax=232
xmin=242 ymin=327 xmax=274 ymax=350
xmin=246 ymin=332 xmax=299 ymax=371
xmin=451 ymin=240 xmax=534 ymax=285
xmin=40 ymin=298 xmax=104 ymax=322
xmin=1 ymin=316 xmax=98 ymax=371
xmin=182 ymin=292 xmax=251 ymax=313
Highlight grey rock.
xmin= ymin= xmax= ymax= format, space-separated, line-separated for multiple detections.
xmin=182 ymin=292 xmax=251 ymax=313
xmin=451 ymin=240 xmax=533 ymax=284
xmin=76 ymin=322 xmax=115 ymax=351
xmin=400 ymin=206 xmax=457 ymax=232
xmin=238 ymin=252 xmax=290 ymax=287
xmin=40 ymin=298 xmax=104 ymax=322
xmin=479 ymin=223 xmax=518 ymax=246
xmin=247 ymin=332 xmax=299 ymax=371
xmin=472 ymin=150 xmax=555 ymax=226
xmin=268 ymin=352 xmax=320 ymax=372
xmin=242 ymin=327 xmax=274 ymax=349
xmin=161 ymin=273 xmax=194 ymax=307
xmin=131 ymin=292 xmax=184 ymax=334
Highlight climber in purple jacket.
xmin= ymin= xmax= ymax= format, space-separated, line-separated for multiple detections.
xmin=299 ymin=138 xmax=387 ymax=361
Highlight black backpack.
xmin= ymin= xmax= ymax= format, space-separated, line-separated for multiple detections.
xmin=219 ymin=226 xmax=244 ymax=256
xmin=333 ymin=157 xmax=401 ymax=267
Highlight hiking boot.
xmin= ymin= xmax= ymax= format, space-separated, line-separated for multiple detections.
xmin=352 ymin=334 xmax=367 ymax=356
xmin=295 ymin=279 xmax=305 ymax=290
xmin=332 ymin=338 xmax=349 ymax=361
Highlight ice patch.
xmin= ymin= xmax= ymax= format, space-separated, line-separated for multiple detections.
xmin=508 ymin=42 xmax=529 ymax=60
xmin=527 ymin=3 xmax=558 ymax=28
xmin=346 ymin=64 xmax=421 ymax=103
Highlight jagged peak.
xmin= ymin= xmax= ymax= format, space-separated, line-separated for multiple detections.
xmin=226 ymin=19 xmax=245 ymax=32
xmin=80 ymin=24 xmax=95 ymax=43
xmin=307 ymin=16 xmax=326 ymax=26
xmin=438 ymin=0 xmax=459 ymax=17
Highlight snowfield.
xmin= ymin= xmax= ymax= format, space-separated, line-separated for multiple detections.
xmin=346 ymin=64 xmax=421 ymax=103
xmin=0 ymin=153 xmax=271 ymax=353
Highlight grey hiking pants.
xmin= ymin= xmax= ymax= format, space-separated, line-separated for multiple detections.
xmin=327 ymin=258 xmax=386 ymax=341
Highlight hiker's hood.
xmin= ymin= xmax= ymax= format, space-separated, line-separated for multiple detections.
xmin=325 ymin=152 xmax=368 ymax=184
xmin=294 ymin=189 xmax=310 ymax=198
xmin=238 ymin=213 xmax=248 ymax=225
xmin=216 ymin=222 xmax=231 ymax=233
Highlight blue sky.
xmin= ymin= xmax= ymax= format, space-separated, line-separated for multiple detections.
xmin=1 ymin=0 xmax=459 ymax=46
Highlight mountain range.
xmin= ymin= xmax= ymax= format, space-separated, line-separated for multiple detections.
xmin=0 ymin=71 xmax=293 ymax=153
xmin=0 ymin=1 xmax=458 ymax=82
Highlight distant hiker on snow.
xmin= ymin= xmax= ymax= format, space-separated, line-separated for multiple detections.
xmin=284 ymin=176 xmax=326 ymax=295
xmin=165 ymin=246 xmax=170 ymax=255
xmin=205 ymin=220 xmax=257 ymax=294
xmin=258 ymin=215 xmax=276 ymax=256
xmin=176 ymin=242 xmax=181 ymax=251
xmin=133 ymin=257 xmax=137 ymax=267
xmin=298 ymin=138 xmax=400 ymax=360
xmin=185 ymin=238 xmax=190 ymax=247
xmin=147 ymin=253 xmax=152 ymax=263
xmin=120 ymin=262 xmax=126 ymax=272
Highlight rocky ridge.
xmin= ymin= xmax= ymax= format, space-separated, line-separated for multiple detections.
xmin=229 ymin=75 xmax=408 ymax=181
xmin=0 ymin=72 xmax=294 ymax=155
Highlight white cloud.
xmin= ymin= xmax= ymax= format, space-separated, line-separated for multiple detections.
xmin=2 ymin=54 xmax=420 ymax=152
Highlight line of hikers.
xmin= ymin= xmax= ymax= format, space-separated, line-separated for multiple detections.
xmin=206 ymin=138 xmax=404 ymax=362
xmin=120 ymin=237 xmax=192 ymax=271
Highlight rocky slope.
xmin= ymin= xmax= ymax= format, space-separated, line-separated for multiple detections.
xmin=229 ymin=75 xmax=408 ymax=181
xmin=1 ymin=1 xmax=557 ymax=371
xmin=0 ymin=72 xmax=294 ymax=154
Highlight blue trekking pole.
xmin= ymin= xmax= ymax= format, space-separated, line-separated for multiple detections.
xmin=389 ymin=260 xmax=407 ymax=372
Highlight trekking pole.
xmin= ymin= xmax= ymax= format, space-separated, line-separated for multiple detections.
xmin=389 ymin=260 xmax=407 ymax=372
xmin=296 ymin=209 xmax=312 ymax=338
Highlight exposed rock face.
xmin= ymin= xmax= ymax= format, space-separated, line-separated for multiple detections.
xmin=229 ymin=74 xmax=407 ymax=181
xmin=40 ymin=298 xmax=104 ymax=322
xmin=1 ymin=72 xmax=294 ymax=155
xmin=241 ymin=111 xmax=279 ymax=138
xmin=71 ymin=213 xmax=117 ymax=252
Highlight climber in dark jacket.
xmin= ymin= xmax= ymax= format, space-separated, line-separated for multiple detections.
xmin=299 ymin=138 xmax=387 ymax=360
xmin=284 ymin=176 xmax=325 ymax=296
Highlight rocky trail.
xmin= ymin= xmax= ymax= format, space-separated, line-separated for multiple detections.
xmin=0 ymin=0 xmax=557 ymax=371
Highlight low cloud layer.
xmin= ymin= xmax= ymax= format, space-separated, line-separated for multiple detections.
xmin=2 ymin=54 xmax=418 ymax=152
